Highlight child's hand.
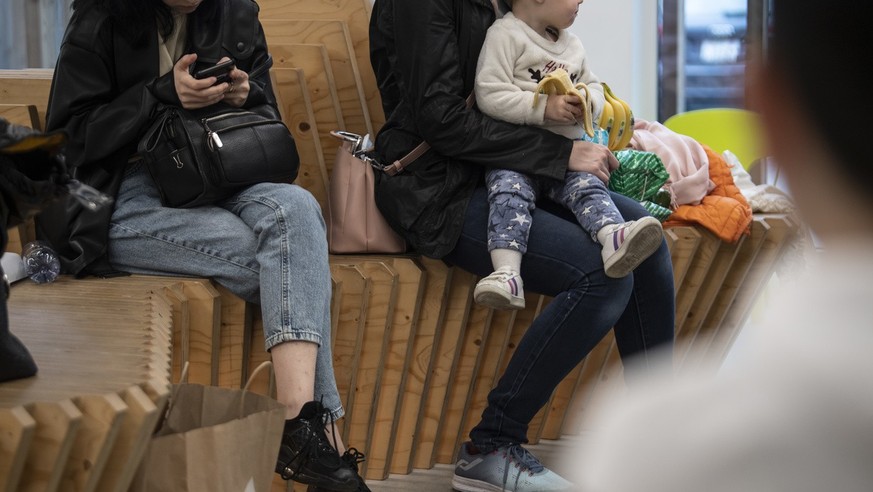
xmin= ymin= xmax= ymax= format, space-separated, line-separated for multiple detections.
xmin=544 ymin=94 xmax=585 ymax=124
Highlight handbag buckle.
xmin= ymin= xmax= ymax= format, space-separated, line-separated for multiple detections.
xmin=331 ymin=130 xmax=390 ymax=172
xmin=331 ymin=130 xmax=365 ymax=153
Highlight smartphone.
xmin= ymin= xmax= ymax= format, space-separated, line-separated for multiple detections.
xmin=192 ymin=59 xmax=235 ymax=85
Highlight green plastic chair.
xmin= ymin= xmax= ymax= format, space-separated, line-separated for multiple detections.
xmin=663 ymin=108 xmax=765 ymax=170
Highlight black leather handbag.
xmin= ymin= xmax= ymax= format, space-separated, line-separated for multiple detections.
xmin=138 ymin=103 xmax=300 ymax=208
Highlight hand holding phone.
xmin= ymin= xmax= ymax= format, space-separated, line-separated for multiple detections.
xmin=192 ymin=59 xmax=235 ymax=85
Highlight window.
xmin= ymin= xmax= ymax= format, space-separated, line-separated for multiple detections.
xmin=0 ymin=0 xmax=72 ymax=69
xmin=659 ymin=0 xmax=768 ymax=121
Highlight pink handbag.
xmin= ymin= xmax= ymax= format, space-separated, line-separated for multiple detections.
xmin=326 ymin=131 xmax=408 ymax=254
xmin=326 ymin=96 xmax=473 ymax=254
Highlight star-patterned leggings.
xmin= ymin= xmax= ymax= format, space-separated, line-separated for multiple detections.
xmin=484 ymin=168 xmax=625 ymax=253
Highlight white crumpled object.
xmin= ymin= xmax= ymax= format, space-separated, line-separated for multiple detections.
xmin=723 ymin=150 xmax=795 ymax=214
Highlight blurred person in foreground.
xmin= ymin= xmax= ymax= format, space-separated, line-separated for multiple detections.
xmin=570 ymin=1 xmax=873 ymax=491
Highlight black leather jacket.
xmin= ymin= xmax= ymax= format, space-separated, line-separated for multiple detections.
xmin=38 ymin=0 xmax=276 ymax=276
xmin=369 ymin=0 xmax=574 ymax=258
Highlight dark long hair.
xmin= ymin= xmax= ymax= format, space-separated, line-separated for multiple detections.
xmin=770 ymin=0 xmax=872 ymax=189
xmin=70 ymin=0 xmax=218 ymax=48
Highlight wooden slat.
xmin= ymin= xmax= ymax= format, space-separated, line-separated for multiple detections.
xmin=0 ymin=406 xmax=36 ymax=492
xmin=705 ymin=215 xmax=797 ymax=366
xmin=413 ymin=268 xmax=475 ymax=470
xmin=94 ymin=385 xmax=165 ymax=492
xmin=329 ymin=263 xmax=370 ymax=437
xmin=270 ymin=43 xmax=345 ymax=178
xmin=673 ymin=230 xmax=720 ymax=337
xmin=389 ymin=257 xmax=449 ymax=475
xmin=58 ymin=394 xmax=127 ymax=492
xmin=456 ymin=307 xmax=515 ymax=451
xmin=346 ymin=261 xmax=397 ymax=478
xmin=666 ymin=226 xmax=702 ymax=292
xmin=0 ymin=69 xmax=53 ymax=130
xmin=261 ymin=19 xmax=374 ymax=138
xmin=159 ymin=283 xmax=191 ymax=384
xmin=689 ymin=218 xmax=770 ymax=372
xmin=364 ymin=258 xmax=425 ymax=480
xmin=257 ymin=0 xmax=383 ymax=131
xmin=270 ymin=67 xmax=329 ymax=209
xmin=0 ymin=103 xmax=39 ymax=128
xmin=675 ymin=235 xmax=746 ymax=371
xmin=677 ymin=218 xmax=769 ymax=373
xmin=179 ymin=281 xmax=222 ymax=386
xmin=214 ymin=283 xmax=252 ymax=389
xmin=434 ymin=300 xmax=490 ymax=464
xmin=19 ymin=400 xmax=82 ymax=492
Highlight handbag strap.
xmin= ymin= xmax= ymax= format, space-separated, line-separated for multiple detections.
xmin=382 ymin=92 xmax=476 ymax=176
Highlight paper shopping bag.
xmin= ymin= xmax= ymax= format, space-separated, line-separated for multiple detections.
xmin=131 ymin=362 xmax=285 ymax=492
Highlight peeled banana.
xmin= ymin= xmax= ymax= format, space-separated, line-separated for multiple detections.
xmin=533 ymin=68 xmax=595 ymax=137
xmin=601 ymin=82 xmax=635 ymax=151
xmin=532 ymin=70 xmax=634 ymax=150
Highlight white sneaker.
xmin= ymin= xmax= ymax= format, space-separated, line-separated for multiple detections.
xmin=473 ymin=267 xmax=525 ymax=310
xmin=600 ymin=216 xmax=663 ymax=278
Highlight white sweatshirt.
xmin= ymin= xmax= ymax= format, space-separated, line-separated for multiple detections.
xmin=475 ymin=12 xmax=606 ymax=140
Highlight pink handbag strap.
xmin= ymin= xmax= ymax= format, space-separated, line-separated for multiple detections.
xmin=381 ymin=92 xmax=476 ymax=176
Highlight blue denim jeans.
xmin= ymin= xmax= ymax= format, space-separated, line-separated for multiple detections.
xmin=445 ymin=186 xmax=675 ymax=448
xmin=108 ymin=161 xmax=343 ymax=418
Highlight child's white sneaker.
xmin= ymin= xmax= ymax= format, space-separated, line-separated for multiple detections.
xmin=599 ymin=217 xmax=663 ymax=278
xmin=474 ymin=266 xmax=525 ymax=310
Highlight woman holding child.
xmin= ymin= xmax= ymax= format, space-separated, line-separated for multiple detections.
xmin=369 ymin=1 xmax=676 ymax=490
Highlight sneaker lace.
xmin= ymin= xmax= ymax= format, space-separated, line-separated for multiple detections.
xmin=342 ymin=447 xmax=366 ymax=473
xmin=491 ymin=269 xmax=519 ymax=283
xmin=500 ymin=444 xmax=544 ymax=491
xmin=280 ymin=400 xmax=344 ymax=481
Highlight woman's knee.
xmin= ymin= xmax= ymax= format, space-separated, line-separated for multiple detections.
xmin=242 ymin=183 xmax=325 ymax=230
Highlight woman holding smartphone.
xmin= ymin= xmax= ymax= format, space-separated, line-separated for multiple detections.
xmin=39 ymin=1 xmax=368 ymax=490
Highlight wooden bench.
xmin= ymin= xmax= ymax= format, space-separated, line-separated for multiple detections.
xmin=1 ymin=213 xmax=798 ymax=492
xmin=0 ymin=1 xmax=802 ymax=486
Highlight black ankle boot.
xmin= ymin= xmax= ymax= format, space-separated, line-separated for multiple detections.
xmin=306 ymin=448 xmax=371 ymax=492
xmin=275 ymin=401 xmax=357 ymax=491
xmin=340 ymin=448 xmax=371 ymax=492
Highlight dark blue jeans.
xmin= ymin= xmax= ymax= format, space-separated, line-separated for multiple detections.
xmin=444 ymin=186 xmax=675 ymax=449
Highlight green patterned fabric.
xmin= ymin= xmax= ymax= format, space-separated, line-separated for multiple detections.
xmin=642 ymin=200 xmax=673 ymax=221
xmin=608 ymin=150 xmax=670 ymax=201
xmin=608 ymin=150 xmax=672 ymax=221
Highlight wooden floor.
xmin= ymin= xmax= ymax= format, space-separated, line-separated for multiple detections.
xmin=366 ymin=434 xmax=584 ymax=491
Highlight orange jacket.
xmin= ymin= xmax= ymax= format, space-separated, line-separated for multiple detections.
xmin=663 ymin=146 xmax=752 ymax=243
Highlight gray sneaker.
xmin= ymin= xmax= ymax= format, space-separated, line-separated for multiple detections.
xmin=451 ymin=442 xmax=575 ymax=492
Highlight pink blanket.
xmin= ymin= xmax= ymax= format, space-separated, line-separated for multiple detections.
xmin=629 ymin=119 xmax=714 ymax=206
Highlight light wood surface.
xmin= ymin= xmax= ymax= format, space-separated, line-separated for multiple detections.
xmin=0 ymin=275 xmax=206 ymax=492
xmin=0 ymin=1 xmax=801 ymax=486
xmin=0 ymin=69 xmax=53 ymax=130
xmin=262 ymin=19 xmax=374 ymax=138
